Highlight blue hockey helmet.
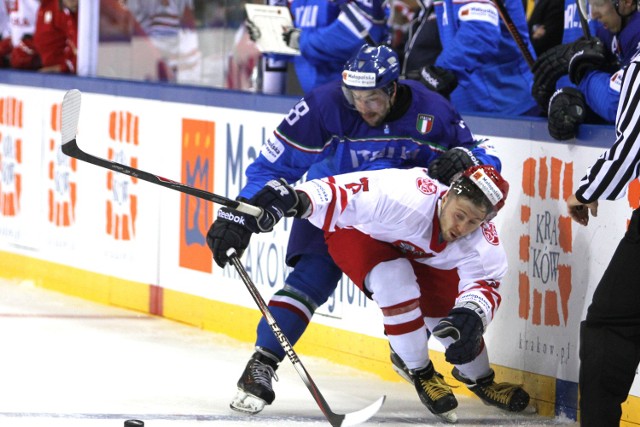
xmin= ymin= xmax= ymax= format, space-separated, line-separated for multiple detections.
xmin=342 ymin=44 xmax=400 ymax=94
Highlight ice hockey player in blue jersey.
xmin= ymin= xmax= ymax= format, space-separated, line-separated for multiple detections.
xmin=410 ymin=0 xmax=538 ymax=116
xmin=575 ymin=0 xmax=640 ymax=119
xmin=252 ymin=0 xmax=388 ymax=94
xmin=206 ymin=44 xmax=502 ymax=415
xmin=532 ymin=0 xmax=640 ymax=140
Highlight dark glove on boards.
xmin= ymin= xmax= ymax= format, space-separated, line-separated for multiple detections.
xmin=547 ymin=87 xmax=586 ymax=141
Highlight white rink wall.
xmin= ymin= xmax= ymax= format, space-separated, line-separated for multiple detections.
xmin=0 ymin=71 xmax=637 ymax=424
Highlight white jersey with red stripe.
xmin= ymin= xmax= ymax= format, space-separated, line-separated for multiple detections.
xmin=295 ymin=166 xmax=507 ymax=322
xmin=6 ymin=0 xmax=38 ymax=45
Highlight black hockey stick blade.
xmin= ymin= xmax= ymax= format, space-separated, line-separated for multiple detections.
xmin=59 ymin=89 xmax=261 ymax=217
xmin=228 ymin=251 xmax=386 ymax=427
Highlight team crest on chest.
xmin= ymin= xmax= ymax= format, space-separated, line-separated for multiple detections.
xmin=416 ymin=176 xmax=437 ymax=195
xmin=416 ymin=114 xmax=434 ymax=134
xmin=481 ymin=222 xmax=500 ymax=245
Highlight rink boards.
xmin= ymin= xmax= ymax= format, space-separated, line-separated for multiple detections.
xmin=0 ymin=71 xmax=638 ymax=425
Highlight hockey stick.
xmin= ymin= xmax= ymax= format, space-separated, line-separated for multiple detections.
xmin=338 ymin=1 xmax=377 ymax=46
xmin=228 ymin=251 xmax=385 ymax=427
xmin=59 ymin=89 xmax=261 ymax=218
xmin=577 ymin=0 xmax=591 ymax=38
xmin=60 ymin=89 xmax=385 ymax=426
xmin=489 ymin=0 xmax=535 ymax=70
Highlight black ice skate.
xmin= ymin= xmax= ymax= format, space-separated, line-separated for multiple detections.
xmin=412 ymin=362 xmax=458 ymax=423
xmin=230 ymin=349 xmax=280 ymax=414
xmin=389 ymin=344 xmax=412 ymax=383
xmin=452 ymin=367 xmax=530 ymax=412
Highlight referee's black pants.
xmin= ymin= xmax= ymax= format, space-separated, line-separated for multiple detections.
xmin=580 ymin=208 xmax=640 ymax=426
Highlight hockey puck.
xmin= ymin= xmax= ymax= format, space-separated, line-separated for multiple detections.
xmin=124 ymin=420 xmax=144 ymax=427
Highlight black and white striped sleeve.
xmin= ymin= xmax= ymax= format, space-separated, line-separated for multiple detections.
xmin=575 ymin=54 xmax=640 ymax=204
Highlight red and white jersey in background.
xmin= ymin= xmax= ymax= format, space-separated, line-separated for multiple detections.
xmin=34 ymin=0 xmax=77 ymax=72
xmin=123 ymin=0 xmax=200 ymax=84
xmin=6 ymin=0 xmax=38 ymax=45
xmin=296 ymin=167 xmax=507 ymax=322
xmin=124 ymin=0 xmax=195 ymax=37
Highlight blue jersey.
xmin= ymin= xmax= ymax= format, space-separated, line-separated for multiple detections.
xmin=577 ymin=12 xmax=640 ymax=122
xmin=556 ymin=0 xmax=597 ymax=90
xmin=239 ymin=79 xmax=501 ymax=198
xmin=558 ymin=1 xmax=638 ymax=123
xmin=562 ymin=0 xmax=600 ymax=43
xmin=289 ymin=0 xmax=388 ymax=93
xmin=433 ymin=0 xmax=537 ymax=115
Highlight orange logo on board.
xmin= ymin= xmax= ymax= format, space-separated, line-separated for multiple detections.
xmin=106 ymin=111 xmax=139 ymax=240
xmin=519 ymin=157 xmax=573 ymax=326
xmin=627 ymin=180 xmax=640 ymax=228
xmin=48 ymin=102 xmax=76 ymax=226
xmin=179 ymin=119 xmax=215 ymax=273
xmin=0 ymin=97 xmax=23 ymax=217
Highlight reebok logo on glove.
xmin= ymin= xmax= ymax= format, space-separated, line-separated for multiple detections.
xmin=454 ymin=147 xmax=479 ymax=166
xmin=421 ymin=68 xmax=440 ymax=88
xmin=218 ymin=209 xmax=246 ymax=225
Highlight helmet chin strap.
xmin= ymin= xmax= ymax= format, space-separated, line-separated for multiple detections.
xmin=436 ymin=196 xmax=446 ymax=243
xmin=383 ymin=85 xmax=396 ymax=121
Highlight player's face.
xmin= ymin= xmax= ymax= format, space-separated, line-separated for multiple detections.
xmin=438 ymin=194 xmax=487 ymax=242
xmin=589 ymin=0 xmax=622 ymax=32
xmin=351 ymin=88 xmax=392 ymax=127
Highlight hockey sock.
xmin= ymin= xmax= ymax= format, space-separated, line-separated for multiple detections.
xmin=255 ymin=304 xmax=310 ymax=361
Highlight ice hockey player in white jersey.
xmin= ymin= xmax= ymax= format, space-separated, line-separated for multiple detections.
xmin=217 ymin=165 xmax=530 ymax=422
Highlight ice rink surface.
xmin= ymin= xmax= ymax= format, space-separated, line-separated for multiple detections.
xmin=0 ymin=279 xmax=578 ymax=427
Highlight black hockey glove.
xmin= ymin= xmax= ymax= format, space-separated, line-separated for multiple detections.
xmin=245 ymin=19 xmax=261 ymax=42
xmin=206 ymin=179 xmax=299 ymax=267
xmin=282 ymin=27 xmax=301 ymax=50
xmin=248 ymin=178 xmax=301 ymax=231
xmin=207 ymin=208 xmax=253 ymax=268
xmin=415 ymin=64 xmax=458 ymax=98
xmin=427 ymin=147 xmax=480 ymax=185
xmin=432 ymin=303 xmax=485 ymax=365
xmin=531 ymin=38 xmax=601 ymax=109
xmin=547 ymin=87 xmax=586 ymax=141
xmin=568 ymin=38 xmax=607 ymax=85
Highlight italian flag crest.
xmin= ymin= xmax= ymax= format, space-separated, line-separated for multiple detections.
xmin=416 ymin=114 xmax=434 ymax=134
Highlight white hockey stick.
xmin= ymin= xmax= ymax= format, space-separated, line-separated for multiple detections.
xmin=60 ymin=89 xmax=261 ymax=217
xmin=228 ymin=250 xmax=385 ymax=427
xmin=60 ymin=89 xmax=385 ymax=426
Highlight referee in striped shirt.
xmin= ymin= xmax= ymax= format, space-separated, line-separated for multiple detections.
xmin=566 ymin=51 xmax=640 ymax=427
